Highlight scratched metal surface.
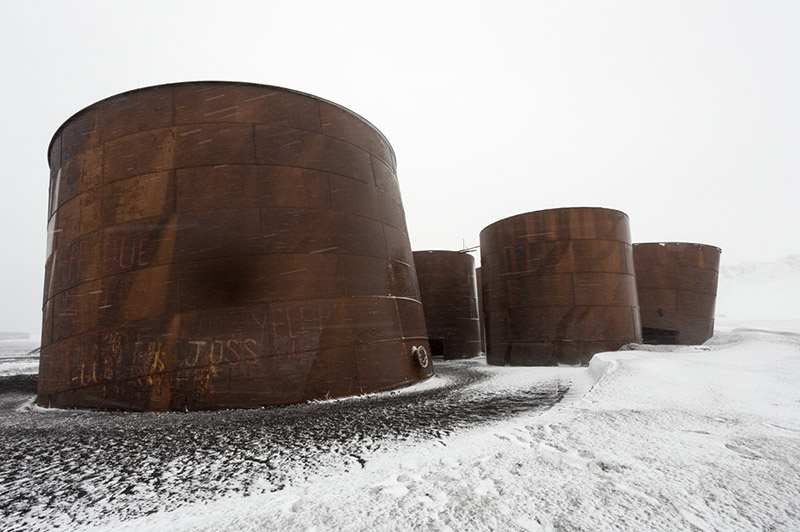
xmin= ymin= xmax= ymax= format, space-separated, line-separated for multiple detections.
xmin=40 ymin=82 xmax=432 ymax=410
xmin=0 ymin=362 xmax=567 ymax=530
xmin=479 ymin=207 xmax=643 ymax=366
xmin=633 ymin=242 xmax=721 ymax=345
xmin=412 ymin=251 xmax=481 ymax=359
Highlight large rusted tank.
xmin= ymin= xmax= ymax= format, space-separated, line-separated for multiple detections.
xmin=412 ymin=251 xmax=480 ymax=359
xmin=633 ymin=242 xmax=721 ymax=345
xmin=39 ymin=81 xmax=433 ymax=411
xmin=480 ymin=207 xmax=642 ymax=366
xmin=476 ymin=266 xmax=486 ymax=354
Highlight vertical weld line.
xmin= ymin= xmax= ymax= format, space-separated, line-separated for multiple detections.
xmin=98 ymin=137 xmax=107 ymax=307
xmin=258 ymin=204 xmax=266 ymax=255
xmin=170 ymin=87 xmax=180 ymax=313
xmin=325 ymin=169 xmax=334 ymax=211
xmin=569 ymin=272 xmax=576 ymax=306
xmin=251 ymin=124 xmax=257 ymax=164
xmin=171 ymin=162 xmax=178 ymax=214
xmin=314 ymin=98 xmax=323 ymax=133
xmin=335 ymin=253 xmax=346 ymax=298
xmin=349 ymin=341 xmax=360 ymax=394
xmin=392 ymin=297 xmax=402 ymax=339
xmin=381 ymin=223 xmax=391 ymax=264
xmin=171 ymin=85 xmax=177 ymax=126
xmin=58 ymin=133 xmax=64 ymax=170
xmin=368 ymin=153 xmax=377 ymax=188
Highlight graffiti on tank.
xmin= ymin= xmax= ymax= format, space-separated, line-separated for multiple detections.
xmin=251 ymin=302 xmax=333 ymax=359
xmin=64 ymin=328 xmax=169 ymax=389
xmin=181 ymin=337 xmax=259 ymax=395
xmin=111 ymin=236 xmax=150 ymax=269
xmin=56 ymin=240 xmax=91 ymax=287
xmin=62 ymin=301 xmax=337 ymax=396
xmin=145 ymin=340 xmax=167 ymax=386
xmin=66 ymin=336 xmax=100 ymax=387
xmin=185 ymin=338 xmax=260 ymax=371
xmin=101 ymin=330 xmax=123 ymax=382
xmin=61 ymin=289 xmax=79 ymax=317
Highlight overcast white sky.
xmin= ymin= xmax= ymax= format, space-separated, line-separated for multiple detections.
xmin=1 ymin=0 xmax=798 ymax=337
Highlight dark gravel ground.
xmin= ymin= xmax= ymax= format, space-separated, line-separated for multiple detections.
xmin=0 ymin=360 xmax=568 ymax=530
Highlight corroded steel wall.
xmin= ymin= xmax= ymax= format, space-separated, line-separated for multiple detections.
xmin=633 ymin=242 xmax=721 ymax=345
xmin=480 ymin=207 xmax=642 ymax=366
xmin=39 ymin=82 xmax=433 ymax=411
xmin=476 ymin=266 xmax=486 ymax=354
xmin=412 ymin=251 xmax=480 ymax=360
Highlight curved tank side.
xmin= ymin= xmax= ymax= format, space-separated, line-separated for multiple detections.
xmin=38 ymin=81 xmax=432 ymax=411
xmin=412 ymin=251 xmax=481 ymax=360
xmin=633 ymin=242 xmax=721 ymax=345
xmin=479 ymin=207 xmax=642 ymax=366
xmin=476 ymin=266 xmax=486 ymax=354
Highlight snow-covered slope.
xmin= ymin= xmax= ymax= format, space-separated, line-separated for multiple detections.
xmin=717 ymin=255 xmax=800 ymax=321
xmin=94 ymin=327 xmax=800 ymax=532
xmin=0 ymin=339 xmax=39 ymax=376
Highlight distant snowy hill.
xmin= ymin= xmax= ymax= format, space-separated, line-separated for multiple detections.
xmin=0 ymin=332 xmax=29 ymax=341
xmin=717 ymin=255 xmax=800 ymax=320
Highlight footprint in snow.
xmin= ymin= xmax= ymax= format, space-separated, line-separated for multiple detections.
xmin=473 ymin=479 xmax=497 ymax=497
xmin=675 ymin=505 xmax=714 ymax=532
xmin=725 ymin=443 xmax=761 ymax=459
xmin=371 ymin=475 xmax=412 ymax=497
xmin=493 ymin=432 xmax=530 ymax=448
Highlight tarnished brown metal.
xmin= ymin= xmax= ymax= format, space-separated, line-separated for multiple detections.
xmin=633 ymin=242 xmax=721 ymax=345
xmin=479 ymin=207 xmax=642 ymax=366
xmin=39 ymin=81 xmax=433 ymax=411
xmin=476 ymin=266 xmax=486 ymax=354
xmin=412 ymin=251 xmax=480 ymax=359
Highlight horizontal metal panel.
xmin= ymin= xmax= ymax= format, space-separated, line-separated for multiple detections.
xmin=52 ymin=147 xmax=102 ymax=214
xmin=174 ymin=82 xmax=322 ymax=132
xmin=61 ymin=109 xmax=100 ymax=161
xmin=97 ymin=86 xmax=174 ymax=143
xmin=480 ymin=207 xmax=632 ymax=248
xmin=254 ymin=125 xmax=374 ymax=184
xmin=259 ymin=208 xmax=388 ymax=258
xmin=176 ymin=254 xmax=344 ymax=312
xmin=102 ymin=172 xmax=173 ymax=226
xmin=319 ymin=100 xmax=394 ymax=167
xmin=176 ymin=165 xmax=332 ymax=212
xmin=103 ymin=128 xmax=175 ymax=181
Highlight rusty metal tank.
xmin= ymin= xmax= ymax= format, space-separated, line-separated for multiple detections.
xmin=39 ymin=81 xmax=433 ymax=411
xmin=476 ymin=266 xmax=486 ymax=354
xmin=479 ymin=207 xmax=642 ymax=366
xmin=633 ymin=242 xmax=721 ymax=345
xmin=412 ymin=251 xmax=480 ymax=360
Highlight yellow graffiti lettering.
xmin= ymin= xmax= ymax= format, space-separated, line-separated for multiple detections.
xmin=148 ymin=342 xmax=166 ymax=373
xmin=188 ymin=340 xmax=206 ymax=367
